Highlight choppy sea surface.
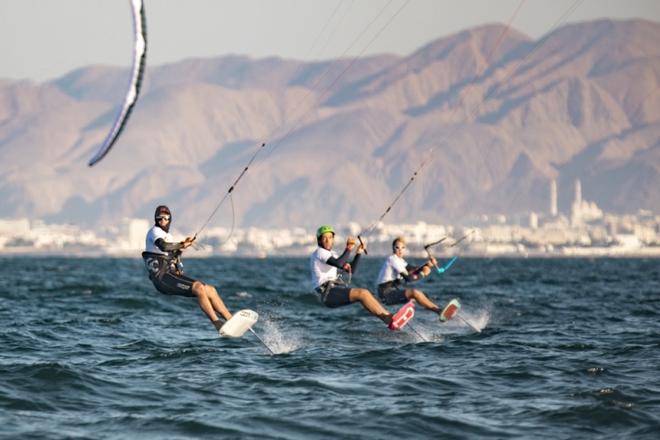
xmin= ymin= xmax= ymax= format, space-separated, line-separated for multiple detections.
xmin=1 ymin=257 xmax=659 ymax=439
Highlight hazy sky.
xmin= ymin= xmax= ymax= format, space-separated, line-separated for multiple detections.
xmin=1 ymin=0 xmax=659 ymax=82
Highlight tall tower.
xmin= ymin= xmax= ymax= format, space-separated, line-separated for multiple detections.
xmin=571 ymin=179 xmax=583 ymax=227
xmin=550 ymin=179 xmax=557 ymax=217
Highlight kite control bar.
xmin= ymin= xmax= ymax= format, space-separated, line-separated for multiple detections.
xmin=423 ymin=236 xmax=448 ymax=250
xmin=448 ymin=230 xmax=474 ymax=248
xmin=357 ymin=235 xmax=368 ymax=255
xmin=423 ymin=230 xmax=474 ymax=275
xmin=424 ymin=230 xmax=474 ymax=251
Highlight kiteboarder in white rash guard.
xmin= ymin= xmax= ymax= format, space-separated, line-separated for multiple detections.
xmin=142 ymin=205 xmax=232 ymax=332
xmin=376 ymin=237 xmax=442 ymax=313
xmin=310 ymin=225 xmax=407 ymax=330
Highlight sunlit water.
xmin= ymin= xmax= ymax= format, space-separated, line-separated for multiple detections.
xmin=1 ymin=257 xmax=659 ymax=439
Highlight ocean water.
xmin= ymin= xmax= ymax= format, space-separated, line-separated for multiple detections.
xmin=0 ymin=256 xmax=659 ymax=439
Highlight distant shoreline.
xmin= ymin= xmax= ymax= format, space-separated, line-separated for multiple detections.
xmin=2 ymin=249 xmax=659 ymax=259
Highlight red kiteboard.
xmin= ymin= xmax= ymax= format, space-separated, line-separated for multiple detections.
xmin=388 ymin=300 xmax=415 ymax=331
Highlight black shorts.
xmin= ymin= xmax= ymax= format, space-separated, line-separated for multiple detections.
xmin=316 ymin=282 xmax=352 ymax=308
xmin=151 ymin=271 xmax=198 ymax=298
xmin=377 ymin=283 xmax=408 ymax=305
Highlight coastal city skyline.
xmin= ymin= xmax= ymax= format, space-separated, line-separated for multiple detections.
xmin=1 ymin=178 xmax=657 ymax=257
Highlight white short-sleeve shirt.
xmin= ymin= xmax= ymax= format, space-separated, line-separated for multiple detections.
xmin=145 ymin=225 xmax=174 ymax=255
xmin=310 ymin=247 xmax=339 ymax=289
xmin=376 ymin=254 xmax=408 ymax=285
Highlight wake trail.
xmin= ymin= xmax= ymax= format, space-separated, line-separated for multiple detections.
xmin=260 ymin=316 xmax=304 ymax=355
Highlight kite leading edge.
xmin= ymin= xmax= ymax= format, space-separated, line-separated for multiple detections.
xmin=88 ymin=0 xmax=147 ymax=167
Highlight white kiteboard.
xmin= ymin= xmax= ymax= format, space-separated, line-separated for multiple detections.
xmin=219 ymin=309 xmax=259 ymax=338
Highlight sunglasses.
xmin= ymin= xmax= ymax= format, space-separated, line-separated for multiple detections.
xmin=156 ymin=215 xmax=171 ymax=221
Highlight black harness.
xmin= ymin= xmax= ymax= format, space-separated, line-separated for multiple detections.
xmin=317 ymin=275 xmax=349 ymax=290
xmin=378 ymin=279 xmax=402 ymax=290
xmin=141 ymin=251 xmax=182 ymax=280
xmin=315 ymin=277 xmax=348 ymax=297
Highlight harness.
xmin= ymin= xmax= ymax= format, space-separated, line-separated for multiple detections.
xmin=315 ymin=278 xmax=347 ymax=305
xmin=315 ymin=277 xmax=348 ymax=298
xmin=378 ymin=279 xmax=402 ymax=290
xmin=141 ymin=251 xmax=182 ymax=279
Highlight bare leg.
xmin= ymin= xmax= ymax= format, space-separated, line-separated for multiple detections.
xmin=205 ymin=285 xmax=232 ymax=321
xmin=349 ymin=288 xmax=392 ymax=324
xmin=405 ymin=288 xmax=440 ymax=313
xmin=192 ymin=281 xmax=223 ymax=330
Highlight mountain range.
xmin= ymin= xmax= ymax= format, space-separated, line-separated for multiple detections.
xmin=1 ymin=18 xmax=659 ymax=230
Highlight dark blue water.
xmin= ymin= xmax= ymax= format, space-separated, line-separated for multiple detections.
xmin=1 ymin=257 xmax=659 ymax=439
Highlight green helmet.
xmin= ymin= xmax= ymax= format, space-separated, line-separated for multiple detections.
xmin=316 ymin=225 xmax=335 ymax=239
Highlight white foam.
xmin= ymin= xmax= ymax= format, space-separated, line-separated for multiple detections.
xmin=259 ymin=316 xmax=303 ymax=354
xmin=408 ymin=324 xmax=445 ymax=343
xmin=458 ymin=308 xmax=490 ymax=332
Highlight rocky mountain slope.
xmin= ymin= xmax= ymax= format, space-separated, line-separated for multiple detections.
xmin=1 ymin=19 xmax=659 ymax=229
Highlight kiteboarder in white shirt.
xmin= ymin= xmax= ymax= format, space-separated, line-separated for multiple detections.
xmin=310 ymin=225 xmax=412 ymax=330
xmin=142 ymin=205 xmax=232 ymax=332
xmin=376 ymin=237 xmax=443 ymax=313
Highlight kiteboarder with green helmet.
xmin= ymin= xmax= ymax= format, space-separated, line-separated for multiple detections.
xmin=310 ymin=225 xmax=413 ymax=330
